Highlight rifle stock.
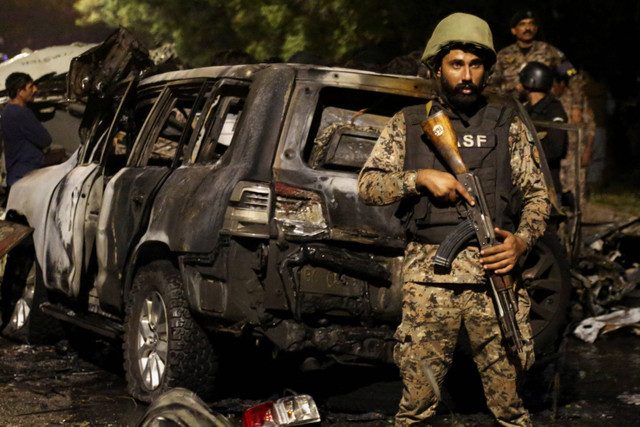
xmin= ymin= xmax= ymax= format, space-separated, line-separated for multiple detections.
xmin=421 ymin=110 xmax=526 ymax=356
xmin=421 ymin=111 xmax=468 ymax=175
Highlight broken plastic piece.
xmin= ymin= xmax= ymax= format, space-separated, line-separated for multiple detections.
xmin=573 ymin=307 xmax=640 ymax=343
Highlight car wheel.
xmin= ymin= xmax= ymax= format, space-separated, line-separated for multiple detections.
xmin=1 ymin=241 xmax=55 ymax=344
xmin=521 ymin=231 xmax=572 ymax=356
xmin=124 ymin=261 xmax=218 ymax=403
xmin=1 ymin=256 xmax=35 ymax=339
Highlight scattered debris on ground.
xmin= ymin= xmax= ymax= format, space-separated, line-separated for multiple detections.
xmin=617 ymin=392 xmax=640 ymax=406
xmin=570 ymin=205 xmax=640 ymax=341
xmin=574 ymin=307 xmax=640 ymax=343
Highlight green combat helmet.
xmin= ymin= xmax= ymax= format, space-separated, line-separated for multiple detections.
xmin=421 ymin=13 xmax=496 ymax=72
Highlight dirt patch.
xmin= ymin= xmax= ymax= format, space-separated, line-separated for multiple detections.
xmin=583 ymin=201 xmax=639 ymax=228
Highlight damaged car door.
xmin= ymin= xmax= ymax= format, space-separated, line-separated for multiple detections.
xmin=1 ymin=26 xmax=155 ymax=339
xmin=95 ymin=80 xmax=212 ymax=310
xmin=41 ymin=81 xmax=139 ymax=297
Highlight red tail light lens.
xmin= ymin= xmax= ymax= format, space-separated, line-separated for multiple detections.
xmin=242 ymin=395 xmax=320 ymax=426
xmin=243 ymin=402 xmax=276 ymax=427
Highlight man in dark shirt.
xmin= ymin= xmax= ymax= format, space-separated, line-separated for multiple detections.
xmin=519 ymin=61 xmax=568 ymax=200
xmin=1 ymin=72 xmax=52 ymax=188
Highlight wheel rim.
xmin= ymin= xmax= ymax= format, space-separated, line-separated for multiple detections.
xmin=9 ymin=263 xmax=36 ymax=330
xmin=137 ymin=291 xmax=169 ymax=390
xmin=521 ymin=240 xmax=566 ymax=337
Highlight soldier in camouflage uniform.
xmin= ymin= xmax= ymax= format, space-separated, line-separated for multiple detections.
xmin=488 ymin=9 xmax=582 ymax=113
xmin=553 ymin=60 xmax=596 ymax=205
xmin=357 ymin=13 xmax=550 ymax=427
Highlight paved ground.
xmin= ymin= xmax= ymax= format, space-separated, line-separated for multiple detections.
xmin=0 ymin=336 xmax=146 ymax=426
xmin=1 ymin=320 xmax=639 ymax=426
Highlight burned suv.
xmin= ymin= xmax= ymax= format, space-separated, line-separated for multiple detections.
xmin=2 ymin=48 xmax=570 ymax=402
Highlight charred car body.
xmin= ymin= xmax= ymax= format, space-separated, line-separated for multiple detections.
xmin=2 ymin=36 xmax=571 ymax=402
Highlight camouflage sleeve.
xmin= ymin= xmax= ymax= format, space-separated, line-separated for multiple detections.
xmin=509 ymin=115 xmax=551 ymax=251
xmin=567 ymin=74 xmax=586 ymax=112
xmin=546 ymin=43 xmax=566 ymax=67
xmin=357 ymin=111 xmax=419 ymax=206
xmin=493 ymin=49 xmax=518 ymax=95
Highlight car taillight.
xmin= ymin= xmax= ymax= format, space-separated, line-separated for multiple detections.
xmin=242 ymin=395 xmax=320 ymax=427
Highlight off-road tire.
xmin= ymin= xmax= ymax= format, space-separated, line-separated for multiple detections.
xmin=522 ymin=231 xmax=572 ymax=356
xmin=1 ymin=241 xmax=59 ymax=344
xmin=123 ymin=261 xmax=217 ymax=403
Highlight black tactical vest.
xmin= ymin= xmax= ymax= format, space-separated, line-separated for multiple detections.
xmin=402 ymin=100 xmax=521 ymax=244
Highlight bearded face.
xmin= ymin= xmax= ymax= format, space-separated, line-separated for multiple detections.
xmin=440 ymin=72 xmax=482 ymax=111
xmin=437 ymin=49 xmax=485 ymax=112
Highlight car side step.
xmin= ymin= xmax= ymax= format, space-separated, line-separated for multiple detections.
xmin=40 ymin=302 xmax=124 ymax=340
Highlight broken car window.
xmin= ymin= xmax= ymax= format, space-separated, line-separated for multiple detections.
xmin=139 ymin=83 xmax=209 ymax=168
xmin=148 ymin=101 xmax=192 ymax=166
xmin=193 ymin=84 xmax=249 ymax=164
xmin=97 ymin=89 xmax=158 ymax=176
xmin=305 ymin=87 xmax=425 ymax=173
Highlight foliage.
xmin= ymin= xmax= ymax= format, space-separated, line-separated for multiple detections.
xmin=3 ymin=0 xmax=640 ymax=97
xmin=72 ymin=0 xmax=558 ymax=69
xmin=53 ymin=0 xmax=640 ymax=99
xmin=73 ymin=0 xmax=450 ymax=66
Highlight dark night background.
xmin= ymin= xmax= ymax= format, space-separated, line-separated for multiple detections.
xmin=0 ymin=1 xmax=637 ymax=97
xmin=2 ymin=0 xmax=640 ymax=179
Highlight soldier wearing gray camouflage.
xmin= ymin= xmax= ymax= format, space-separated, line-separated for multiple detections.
xmin=358 ymin=13 xmax=550 ymax=427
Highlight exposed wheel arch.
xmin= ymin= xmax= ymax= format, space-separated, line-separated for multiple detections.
xmin=124 ymin=241 xmax=175 ymax=299
xmin=1 ymin=236 xmax=64 ymax=344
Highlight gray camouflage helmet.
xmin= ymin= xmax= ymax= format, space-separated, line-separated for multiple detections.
xmin=421 ymin=13 xmax=496 ymax=71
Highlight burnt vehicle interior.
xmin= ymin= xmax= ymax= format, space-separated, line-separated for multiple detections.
xmin=306 ymin=86 xmax=423 ymax=172
xmin=270 ymin=83 xmax=428 ymax=253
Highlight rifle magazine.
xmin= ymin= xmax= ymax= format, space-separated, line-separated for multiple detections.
xmin=433 ymin=217 xmax=476 ymax=269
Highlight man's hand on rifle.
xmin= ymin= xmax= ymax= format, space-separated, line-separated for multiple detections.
xmin=479 ymin=228 xmax=527 ymax=274
xmin=416 ymin=169 xmax=475 ymax=206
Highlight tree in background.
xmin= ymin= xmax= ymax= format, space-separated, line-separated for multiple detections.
xmin=70 ymin=0 xmax=640 ymax=188
xmin=73 ymin=0 xmax=445 ymax=67
xmin=0 ymin=0 xmax=636 ymax=96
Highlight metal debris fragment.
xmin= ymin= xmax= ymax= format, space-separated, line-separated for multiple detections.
xmin=618 ymin=392 xmax=640 ymax=406
xmin=573 ymin=307 xmax=640 ymax=343
xmin=571 ymin=221 xmax=640 ymax=316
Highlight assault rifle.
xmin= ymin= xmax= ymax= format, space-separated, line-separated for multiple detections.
xmin=421 ymin=110 xmax=525 ymax=356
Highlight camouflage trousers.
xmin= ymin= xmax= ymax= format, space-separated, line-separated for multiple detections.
xmin=393 ymin=282 xmax=534 ymax=427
